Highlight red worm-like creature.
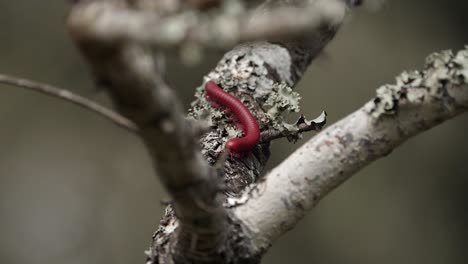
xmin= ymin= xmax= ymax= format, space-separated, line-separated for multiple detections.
xmin=204 ymin=80 xmax=260 ymax=154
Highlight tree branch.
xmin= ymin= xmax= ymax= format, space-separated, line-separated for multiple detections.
xmin=234 ymin=47 xmax=468 ymax=251
xmin=0 ymin=73 xmax=138 ymax=132
xmin=67 ymin=0 xmax=348 ymax=49
xmin=145 ymin=0 xmax=353 ymax=262
xmin=68 ymin=1 xmax=228 ymax=263
xmin=260 ymin=111 xmax=327 ymax=143
xmin=67 ymin=0 xmax=359 ymax=263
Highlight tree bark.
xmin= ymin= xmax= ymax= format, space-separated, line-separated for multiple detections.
xmin=64 ymin=0 xmax=468 ymax=263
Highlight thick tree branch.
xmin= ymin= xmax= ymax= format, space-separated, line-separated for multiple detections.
xmin=68 ymin=0 xmax=358 ymax=263
xmin=0 ymin=73 xmax=138 ymax=132
xmin=146 ymin=0 xmax=353 ymax=262
xmin=188 ymin=0 xmax=351 ymax=196
xmin=67 ymin=0 xmax=348 ymax=49
xmin=11 ymin=0 xmax=462 ymax=263
xmin=68 ymin=1 xmax=228 ymax=263
xmin=234 ymin=48 xmax=468 ymax=251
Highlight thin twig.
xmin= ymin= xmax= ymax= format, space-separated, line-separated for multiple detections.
xmin=0 ymin=73 xmax=138 ymax=133
xmin=260 ymin=112 xmax=328 ymax=143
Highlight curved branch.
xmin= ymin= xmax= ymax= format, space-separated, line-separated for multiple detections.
xmin=0 ymin=73 xmax=138 ymax=132
xmin=68 ymin=0 xmax=358 ymax=263
xmin=144 ymin=0 xmax=353 ymax=261
xmin=68 ymin=2 xmax=227 ymax=263
xmin=234 ymin=48 xmax=468 ymax=251
xmin=67 ymin=0 xmax=349 ymax=49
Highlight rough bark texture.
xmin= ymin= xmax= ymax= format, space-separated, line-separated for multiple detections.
xmin=67 ymin=0 xmax=351 ymax=262
xmin=191 ymin=37 xmax=341 ymax=192
xmin=64 ymin=0 xmax=468 ymax=264
xmin=66 ymin=0 xmax=346 ymax=49
xmin=68 ymin=1 xmax=228 ymax=263
xmin=234 ymin=48 xmax=468 ymax=251
xmin=150 ymin=4 xmax=347 ymax=263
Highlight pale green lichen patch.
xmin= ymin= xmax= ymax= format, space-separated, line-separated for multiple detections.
xmin=396 ymin=70 xmax=424 ymax=87
xmin=189 ymin=83 xmax=227 ymax=126
xmin=367 ymin=83 xmax=402 ymax=116
xmin=366 ymin=47 xmax=468 ymax=118
xmin=261 ymin=83 xmax=325 ymax=143
xmin=206 ymin=52 xmax=275 ymax=97
xmin=226 ymin=126 xmax=242 ymax=138
xmin=425 ymin=50 xmax=454 ymax=69
xmin=265 ymin=82 xmax=301 ymax=118
xmin=453 ymin=46 xmax=468 ymax=83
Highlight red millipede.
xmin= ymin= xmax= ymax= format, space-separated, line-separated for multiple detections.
xmin=204 ymin=80 xmax=260 ymax=154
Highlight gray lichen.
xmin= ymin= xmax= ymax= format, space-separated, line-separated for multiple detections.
xmin=185 ymin=39 xmax=334 ymax=195
xmin=260 ymin=111 xmax=327 ymax=143
xmin=262 ymin=82 xmax=326 ymax=143
xmin=265 ymin=82 xmax=301 ymax=118
xmin=206 ymin=51 xmax=274 ymax=96
xmin=453 ymin=46 xmax=468 ymax=83
xmin=189 ymin=65 xmax=322 ymax=156
xmin=366 ymin=47 xmax=468 ymax=118
xmin=189 ymin=51 xmax=298 ymax=160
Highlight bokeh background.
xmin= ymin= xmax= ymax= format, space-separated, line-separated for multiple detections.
xmin=0 ymin=1 xmax=467 ymax=263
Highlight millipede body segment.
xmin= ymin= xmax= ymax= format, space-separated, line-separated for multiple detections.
xmin=204 ymin=80 xmax=260 ymax=153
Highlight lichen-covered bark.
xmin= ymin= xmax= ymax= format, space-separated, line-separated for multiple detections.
xmin=62 ymin=1 xmax=468 ymax=263
xmin=68 ymin=2 xmax=228 ymax=263
xmin=190 ymin=39 xmax=340 ymax=195
xmin=61 ymin=1 xmax=468 ymax=264
xmin=233 ymin=47 xmax=468 ymax=252
xmin=68 ymin=0 xmax=361 ymax=263
xmin=150 ymin=14 xmax=345 ymax=264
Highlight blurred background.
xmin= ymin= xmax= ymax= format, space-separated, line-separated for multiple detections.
xmin=0 ymin=1 xmax=467 ymax=263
